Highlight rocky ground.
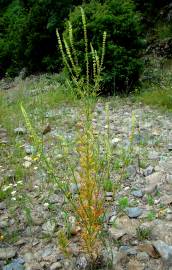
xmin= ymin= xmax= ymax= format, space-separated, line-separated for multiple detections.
xmin=0 ymin=86 xmax=172 ymax=270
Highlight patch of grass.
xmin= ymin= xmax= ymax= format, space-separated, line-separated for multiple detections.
xmin=0 ymin=188 xmax=10 ymax=201
xmin=0 ymin=74 xmax=76 ymax=235
xmin=118 ymin=197 xmax=129 ymax=210
xmin=57 ymin=229 xmax=70 ymax=256
xmin=154 ymin=23 xmax=172 ymax=40
xmin=146 ymin=211 xmax=156 ymax=221
xmin=103 ymin=179 xmax=114 ymax=192
xmin=134 ymin=57 xmax=172 ymax=112
xmin=146 ymin=194 xmax=154 ymax=206
xmin=136 ymin=226 xmax=152 ymax=241
xmin=2 ymin=229 xmax=20 ymax=244
xmin=136 ymin=86 xmax=172 ymax=112
xmin=0 ymin=74 xmax=75 ymax=132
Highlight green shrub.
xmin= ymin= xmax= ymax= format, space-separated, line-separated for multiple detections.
xmin=0 ymin=0 xmax=83 ymax=77
xmin=155 ymin=23 xmax=172 ymax=40
xmin=0 ymin=0 xmax=27 ymax=77
xmin=63 ymin=0 xmax=144 ymax=94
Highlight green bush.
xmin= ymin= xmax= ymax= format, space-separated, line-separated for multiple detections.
xmin=63 ymin=0 xmax=144 ymax=94
xmin=0 ymin=0 xmax=27 ymax=77
xmin=0 ymin=0 xmax=82 ymax=77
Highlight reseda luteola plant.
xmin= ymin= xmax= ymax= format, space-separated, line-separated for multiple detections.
xmin=56 ymin=7 xmax=107 ymax=259
xmin=21 ymin=7 xmax=107 ymax=264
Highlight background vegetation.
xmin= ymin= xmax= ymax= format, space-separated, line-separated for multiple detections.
xmin=0 ymin=0 xmax=172 ymax=94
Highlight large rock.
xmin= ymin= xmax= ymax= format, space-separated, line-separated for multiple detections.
xmin=0 ymin=213 xmax=9 ymax=228
xmin=126 ymin=165 xmax=137 ymax=178
xmin=76 ymin=255 xmax=89 ymax=270
xmin=0 ymin=247 xmax=17 ymax=259
xmin=30 ymin=212 xmax=45 ymax=225
xmin=153 ymin=240 xmax=172 ymax=267
xmin=109 ymin=227 xmax=126 ymax=240
xmin=2 ymin=258 xmax=25 ymax=270
xmin=148 ymin=151 xmax=159 ymax=160
xmin=50 ymin=262 xmax=62 ymax=270
xmin=109 ymin=216 xmax=139 ymax=239
xmin=42 ymin=220 xmax=56 ymax=234
xmin=143 ymin=165 xmax=154 ymax=177
xmin=0 ymin=202 xmax=6 ymax=210
xmin=144 ymin=172 xmax=165 ymax=194
xmin=119 ymin=246 xmax=137 ymax=256
xmin=25 ymin=262 xmax=41 ymax=270
xmin=40 ymin=245 xmax=60 ymax=263
xmin=137 ymin=243 xmax=159 ymax=258
xmin=128 ymin=259 xmax=145 ymax=270
xmin=151 ymin=221 xmax=172 ymax=245
xmin=159 ymin=159 xmax=172 ymax=173
xmin=0 ymin=127 xmax=8 ymax=144
xmin=161 ymin=195 xmax=172 ymax=205
xmin=23 ymin=252 xmax=35 ymax=263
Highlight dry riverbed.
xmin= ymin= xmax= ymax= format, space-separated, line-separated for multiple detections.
xmin=0 ymin=77 xmax=172 ymax=270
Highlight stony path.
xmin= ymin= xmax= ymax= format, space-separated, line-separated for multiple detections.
xmin=0 ymin=98 xmax=172 ymax=270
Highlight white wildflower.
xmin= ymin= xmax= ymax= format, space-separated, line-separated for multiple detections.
xmin=43 ymin=202 xmax=49 ymax=207
xmin=17 ymin=181 xmax=23 ymax=185
xmin=23 ymin=161 xmax=32 ymax=168
xmin=2 ymin=186 xmax=10 ymax=192
xmin=24 ymin=156 xmax=32 ymax=161
xmin=56 ymin=154 xmax=63 ymax=159
xmin=11 ymin=190 xmax=16 ymax=195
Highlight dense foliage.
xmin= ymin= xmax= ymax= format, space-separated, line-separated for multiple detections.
xmin=64 ymin=0 xmax=144 ymax=93
xmin=134 ymin=0 xmax=172 ymax=27
xmin=0 ymin=0 xmax=171 ymax=93
xmin=0 ymin=0 xmax=80 ymax=77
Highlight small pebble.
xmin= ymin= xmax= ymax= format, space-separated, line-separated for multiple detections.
xmin=137 ymin=252 xmax=149 ymax=262
xmin=119 ymin=246 xmax=137 ymax=256
xmin=168 ymin=144 xmax=172 ymax=151
xmin=14 ymin=127 xmax=26 ymax=135
xmin=50 ymin=262 xmax=62 ymax=270
xmin=126 ymin=207 xmax=143 ymax=218
xmin=131 ymin=190 xmax=143 ymax=198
